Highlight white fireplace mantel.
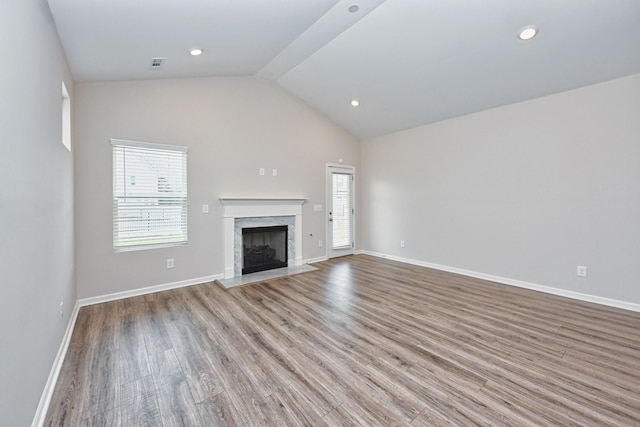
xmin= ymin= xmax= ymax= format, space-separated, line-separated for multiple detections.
xmin=220 ymin=197 xmax=306 ymax=279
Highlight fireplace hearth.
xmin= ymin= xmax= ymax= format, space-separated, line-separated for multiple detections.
xmin=242 ymin=225 xmax=288 ymax=274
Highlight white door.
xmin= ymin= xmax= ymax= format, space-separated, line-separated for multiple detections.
xmin=327 ymin=166 xmax=355 ymax=258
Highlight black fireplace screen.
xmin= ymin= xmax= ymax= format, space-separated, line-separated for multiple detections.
xmin=242 ymin=225 xmax=288 ymax=274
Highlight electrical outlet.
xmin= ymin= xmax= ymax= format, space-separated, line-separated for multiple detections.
xmin=202 ymin=204 xmax=209 ymax=213
xmin=167 ymin=258 xmax=174 ymax=269
xmin=400 ymin=240 xmax=405 ymax=248
xmin=577 ymin=265 xmax=587 ymax=277
xmin=59 ymin=301 xmax=64 ymax=320
xmin=318 ymin=240 xmax=323 ymax=248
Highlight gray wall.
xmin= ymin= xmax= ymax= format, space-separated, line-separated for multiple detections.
xmin=4 ymin=4 xmax=640 ymax=422
xmin=360 ymin=73 xmax=640 ymax=304
xmin=75 ymin=77 xmax=359 ymax=299
xmin=0 ymin=0 xmax=75 ymax=425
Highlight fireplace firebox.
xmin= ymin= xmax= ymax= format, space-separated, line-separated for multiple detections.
xmin=242 ymin=225 xmax=288 ymax=274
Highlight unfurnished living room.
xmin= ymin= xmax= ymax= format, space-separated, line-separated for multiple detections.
xmin=3 ymin=1 xmax=640 ymax=426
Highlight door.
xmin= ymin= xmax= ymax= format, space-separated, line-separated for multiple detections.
xmin=327 ymin=165 xmax=355 ymax=258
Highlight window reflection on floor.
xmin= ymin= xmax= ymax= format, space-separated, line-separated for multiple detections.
xmin=324 ymin=261 xmax=354 ymax=314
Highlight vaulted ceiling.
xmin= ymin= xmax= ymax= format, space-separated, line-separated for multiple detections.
xmin=48 ymin=0 xmax=640 ymax=138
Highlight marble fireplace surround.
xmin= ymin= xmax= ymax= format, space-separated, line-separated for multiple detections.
xmin=220 ymin=198 xmax=306 ymax=279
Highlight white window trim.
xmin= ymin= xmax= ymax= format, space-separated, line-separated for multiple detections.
xmin=111 ymin=138 xmax=188 ymax=153
xmin=111 ymin=138 xmax=188 ymax=251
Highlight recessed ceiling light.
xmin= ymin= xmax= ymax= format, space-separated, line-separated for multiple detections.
xmin=351 ymin=99 xmax=360 ymax=107
xmin=518 ymin=25 xmax=538 ymax=41
xmin=189 ymin=48 xmax=203 ymax=56
xmin=348 ymin=4 xmax=359 ymax=13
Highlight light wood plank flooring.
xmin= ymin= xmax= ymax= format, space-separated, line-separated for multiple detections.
xmin=46 ymin=255 xmax=640 ymax=426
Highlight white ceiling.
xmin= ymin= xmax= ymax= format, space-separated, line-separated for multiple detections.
xmin=48 ymin=0 xmax=640 ymax=139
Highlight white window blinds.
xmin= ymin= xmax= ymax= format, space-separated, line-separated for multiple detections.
xmin=332 ymin=172 xmax=353 ymax=248
xmin=112 ymin=139 xmax=188 ymax=249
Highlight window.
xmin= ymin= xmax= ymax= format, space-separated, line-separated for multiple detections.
xmin=62 ymin=82 xmax=71 ymax=151
xmin=331 ymin=172 xmax=353 ymax=248
xmin=112 ymin=139 xmax=188 ymax=250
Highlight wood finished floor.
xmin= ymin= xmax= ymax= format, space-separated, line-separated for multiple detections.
xmin=46 ymin=255 xmax=640 ymax=426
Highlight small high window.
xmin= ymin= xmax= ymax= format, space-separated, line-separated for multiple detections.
xmin=62 ymin=82 xmax=71 ymax=151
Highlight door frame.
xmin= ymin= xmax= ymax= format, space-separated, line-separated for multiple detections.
xmin=326 ymin=164 xmax=356 ymax=259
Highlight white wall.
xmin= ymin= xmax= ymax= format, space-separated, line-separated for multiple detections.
xmin=0 ymin=1 xmax=75 ymax=425
xmin=360 ymin=73 xmax=640 ymax=305
xmin=75 ymin=77 xmax=359 ymax=299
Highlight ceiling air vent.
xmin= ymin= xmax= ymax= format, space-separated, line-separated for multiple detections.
xmin=150 ymin=57 xmax=165 ymax=70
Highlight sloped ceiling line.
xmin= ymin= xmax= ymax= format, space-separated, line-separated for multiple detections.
xmin=47 ymin=0 xmax=640 ymax=139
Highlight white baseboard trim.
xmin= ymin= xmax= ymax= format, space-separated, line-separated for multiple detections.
xmin=32 ymin=274 xmax=223 ymax=425
xmin=78 ymin=274 xmax=223 ymax=307
xmin=304 ymin=256 xmax=328 ymax=264
xmin=360 ymin=250 xmax=640 ymax=313
xmin=31 ymin=300 xmax=81 ymax=427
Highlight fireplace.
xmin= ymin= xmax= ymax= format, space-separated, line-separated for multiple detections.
xmin=220 ymin=197 xmax=305 ymax=279
xmin=242 ymin=225 xmax=288 ymax=274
